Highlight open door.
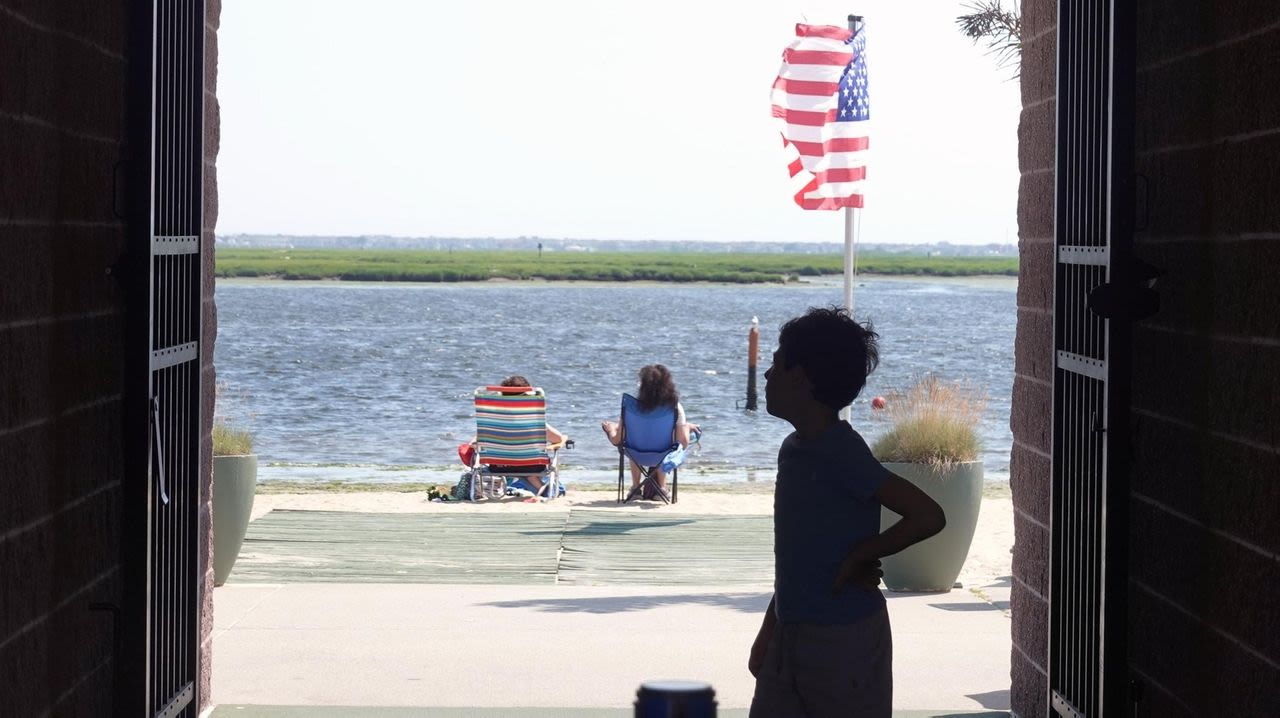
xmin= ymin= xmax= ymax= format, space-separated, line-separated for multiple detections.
xmin=122 ymin=1 xmax=206 ymax=715
xmin=1048 ymin=1 xmax=1140 ymax=716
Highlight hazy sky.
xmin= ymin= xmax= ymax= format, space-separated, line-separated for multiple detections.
xmin=217 ymin=1 xmax=1020 ymax=245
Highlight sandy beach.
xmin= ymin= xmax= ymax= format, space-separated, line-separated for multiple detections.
xmin=249 ymin=485 xmax=1014 ymax=589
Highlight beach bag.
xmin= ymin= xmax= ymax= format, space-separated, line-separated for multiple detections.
xmin=451 ymin=472 xmax=474 ymax=501
xmin=453 ymin=472 xmax=506 ymax=500
xmin=477 ymin=475 xmax=507 ymax=499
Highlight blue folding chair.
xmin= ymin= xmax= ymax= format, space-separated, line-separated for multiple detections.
xmin=615 ymin=393 xmax=700 ymax=504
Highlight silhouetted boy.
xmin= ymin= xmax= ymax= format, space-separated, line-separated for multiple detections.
xmin=749 ymin=307 xmax=946 ymax=717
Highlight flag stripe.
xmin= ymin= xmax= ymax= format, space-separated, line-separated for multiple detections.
xmin=776 ymin=65 xmax=847 ymax=83
xmin=795 ymin=177 xmax=865 ymax=209
xmin=811 ymin=153 xmax=868 ymax=171
xmin=780 ymin=122 xmax=869 ymax=144
xmin=783 ymin=49 xmax=854 ymax=66
xmin=771 ymin=90 xmax=841 ymax=112
xmin=790 ymin=137 xmax=870 ymax=156
xmin=813 ymin=167 xmax=867 ymax=184
xmin=799 ymin=194 xmax=865 ymax=210
xmin=771 ymin=77 xmax=840 ymax=96
xmin=808 ymin=181 xmax=866 ymax=196
xmin=771 ymin=106 xmax=837 ymax=126
xmin=795 ymin=23 xmax=853 ymax=41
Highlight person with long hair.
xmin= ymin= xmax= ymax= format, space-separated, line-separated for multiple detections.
xmin=601 ymin=364 xmax=699 ymax=500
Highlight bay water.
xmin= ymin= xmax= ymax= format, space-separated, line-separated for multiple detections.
xmin=213 ymin=277 xmax=1016 ymax=486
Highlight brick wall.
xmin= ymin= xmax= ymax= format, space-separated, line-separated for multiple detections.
xmin=1009 ymin=0 xmax=1056 ymax=715
xmin=1126 ymin=1 xmax=1280 ymax=714
xmin=1012 ymin=1 xmax=1280 ymax=716
xmin=0 ymin=2 xmax=129 ymax=715
xmin=199 ymin=0 xmax=221 ymax=707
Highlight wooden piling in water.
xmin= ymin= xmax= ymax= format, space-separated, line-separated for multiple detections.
xmin=746 ymin=316 xmax=760 ymax=411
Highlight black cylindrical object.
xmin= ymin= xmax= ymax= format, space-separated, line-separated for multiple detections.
xmin=634 ymin=680 xmax=717 ymax=717
xmin=745 ymin=318 xmax=760 ymax=411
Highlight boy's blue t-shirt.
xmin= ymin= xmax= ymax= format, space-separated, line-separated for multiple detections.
xmin=773 ymin=420 xmax=890 ymax=624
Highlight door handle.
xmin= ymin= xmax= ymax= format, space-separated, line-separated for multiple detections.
xmin=151 ymin=395 xmax=170 ymax=506
xmin=1087 ymin=258 xmax=1164 ymax=321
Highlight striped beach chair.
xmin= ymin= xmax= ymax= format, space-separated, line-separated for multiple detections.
xmin=470 ymin=386 xmax=565 ymax=501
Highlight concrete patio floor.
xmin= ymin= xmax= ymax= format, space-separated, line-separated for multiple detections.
xmin=212 ymin=582 xmax=1011 ymax=714
xmin=211 ymin=505 xmax=1012 ymax=715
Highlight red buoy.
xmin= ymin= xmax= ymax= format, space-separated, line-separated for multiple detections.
xmin=871 ymin=396 xmax=886 ymax=410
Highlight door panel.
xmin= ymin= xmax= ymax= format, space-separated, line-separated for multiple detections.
xmin=1049 ymin=1 xmax=1135 ymax=716
xmin=124 ymin=1 xmax=205 ymax=715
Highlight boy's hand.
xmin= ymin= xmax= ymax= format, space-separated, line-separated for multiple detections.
xmin=832 ymin=548 xmax=883 ymax=594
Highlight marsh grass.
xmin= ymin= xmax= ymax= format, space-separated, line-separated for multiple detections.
xmin=871 ymin=374 xmax=988 ymax=473
xmin=215 ymin=248 xmax=1018 ymax=283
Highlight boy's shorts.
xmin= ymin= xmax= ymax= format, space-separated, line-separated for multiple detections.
xmin=749 ymin=606 xmax=892 ymax=718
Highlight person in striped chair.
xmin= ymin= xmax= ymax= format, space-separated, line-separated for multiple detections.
xmin=461 ymin=375 xmax=567 ymax=498
xmin=494 ymin=374 xmax=567 ymax=450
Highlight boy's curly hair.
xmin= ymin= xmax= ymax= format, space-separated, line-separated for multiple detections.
xmin=778 ymin=307 xmax=880 ymax=410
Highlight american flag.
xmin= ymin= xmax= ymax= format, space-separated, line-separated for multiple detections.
xmin=772 ymin=23 xmax=869 ymax=210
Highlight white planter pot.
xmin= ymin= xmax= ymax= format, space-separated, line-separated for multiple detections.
xmin=213 ymin=454 xmax=257 ymax=586
xmin=879 ymin=460 xmax=984 ymax=592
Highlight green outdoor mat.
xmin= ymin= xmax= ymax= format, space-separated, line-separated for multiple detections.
xmin=227 ymin=508 xmax=774 ymax=586
xmin=556 ymin=510 xmax=773 ymax=586
xmin=227 ymin=510 xmax=567 ymax=584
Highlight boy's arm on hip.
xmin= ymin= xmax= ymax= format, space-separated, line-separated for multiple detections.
xmin=760 ymin=594 xmax=777 ymax=629
xmin=856 ymin=472 xmax=947 ymax=561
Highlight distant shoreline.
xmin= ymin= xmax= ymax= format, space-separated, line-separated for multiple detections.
xmin=215 ymin=248 xmax=1019 ymax=285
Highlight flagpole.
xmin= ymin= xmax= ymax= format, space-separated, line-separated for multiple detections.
xmin=844 ymin=206 xmax=856 ymax=315
xmin=843 ymin=13 xmax=863 ymax=319
xmin=841 ymin=13 xmax=863 ymax=423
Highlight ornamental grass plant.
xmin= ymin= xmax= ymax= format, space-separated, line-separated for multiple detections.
xmin=871 ymin=374 xmax=987 ymax=474
xmin=213 ymin=382 xmax=255 ymax=456
xmin=212 ymin=421 xmax=254 ymax=456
